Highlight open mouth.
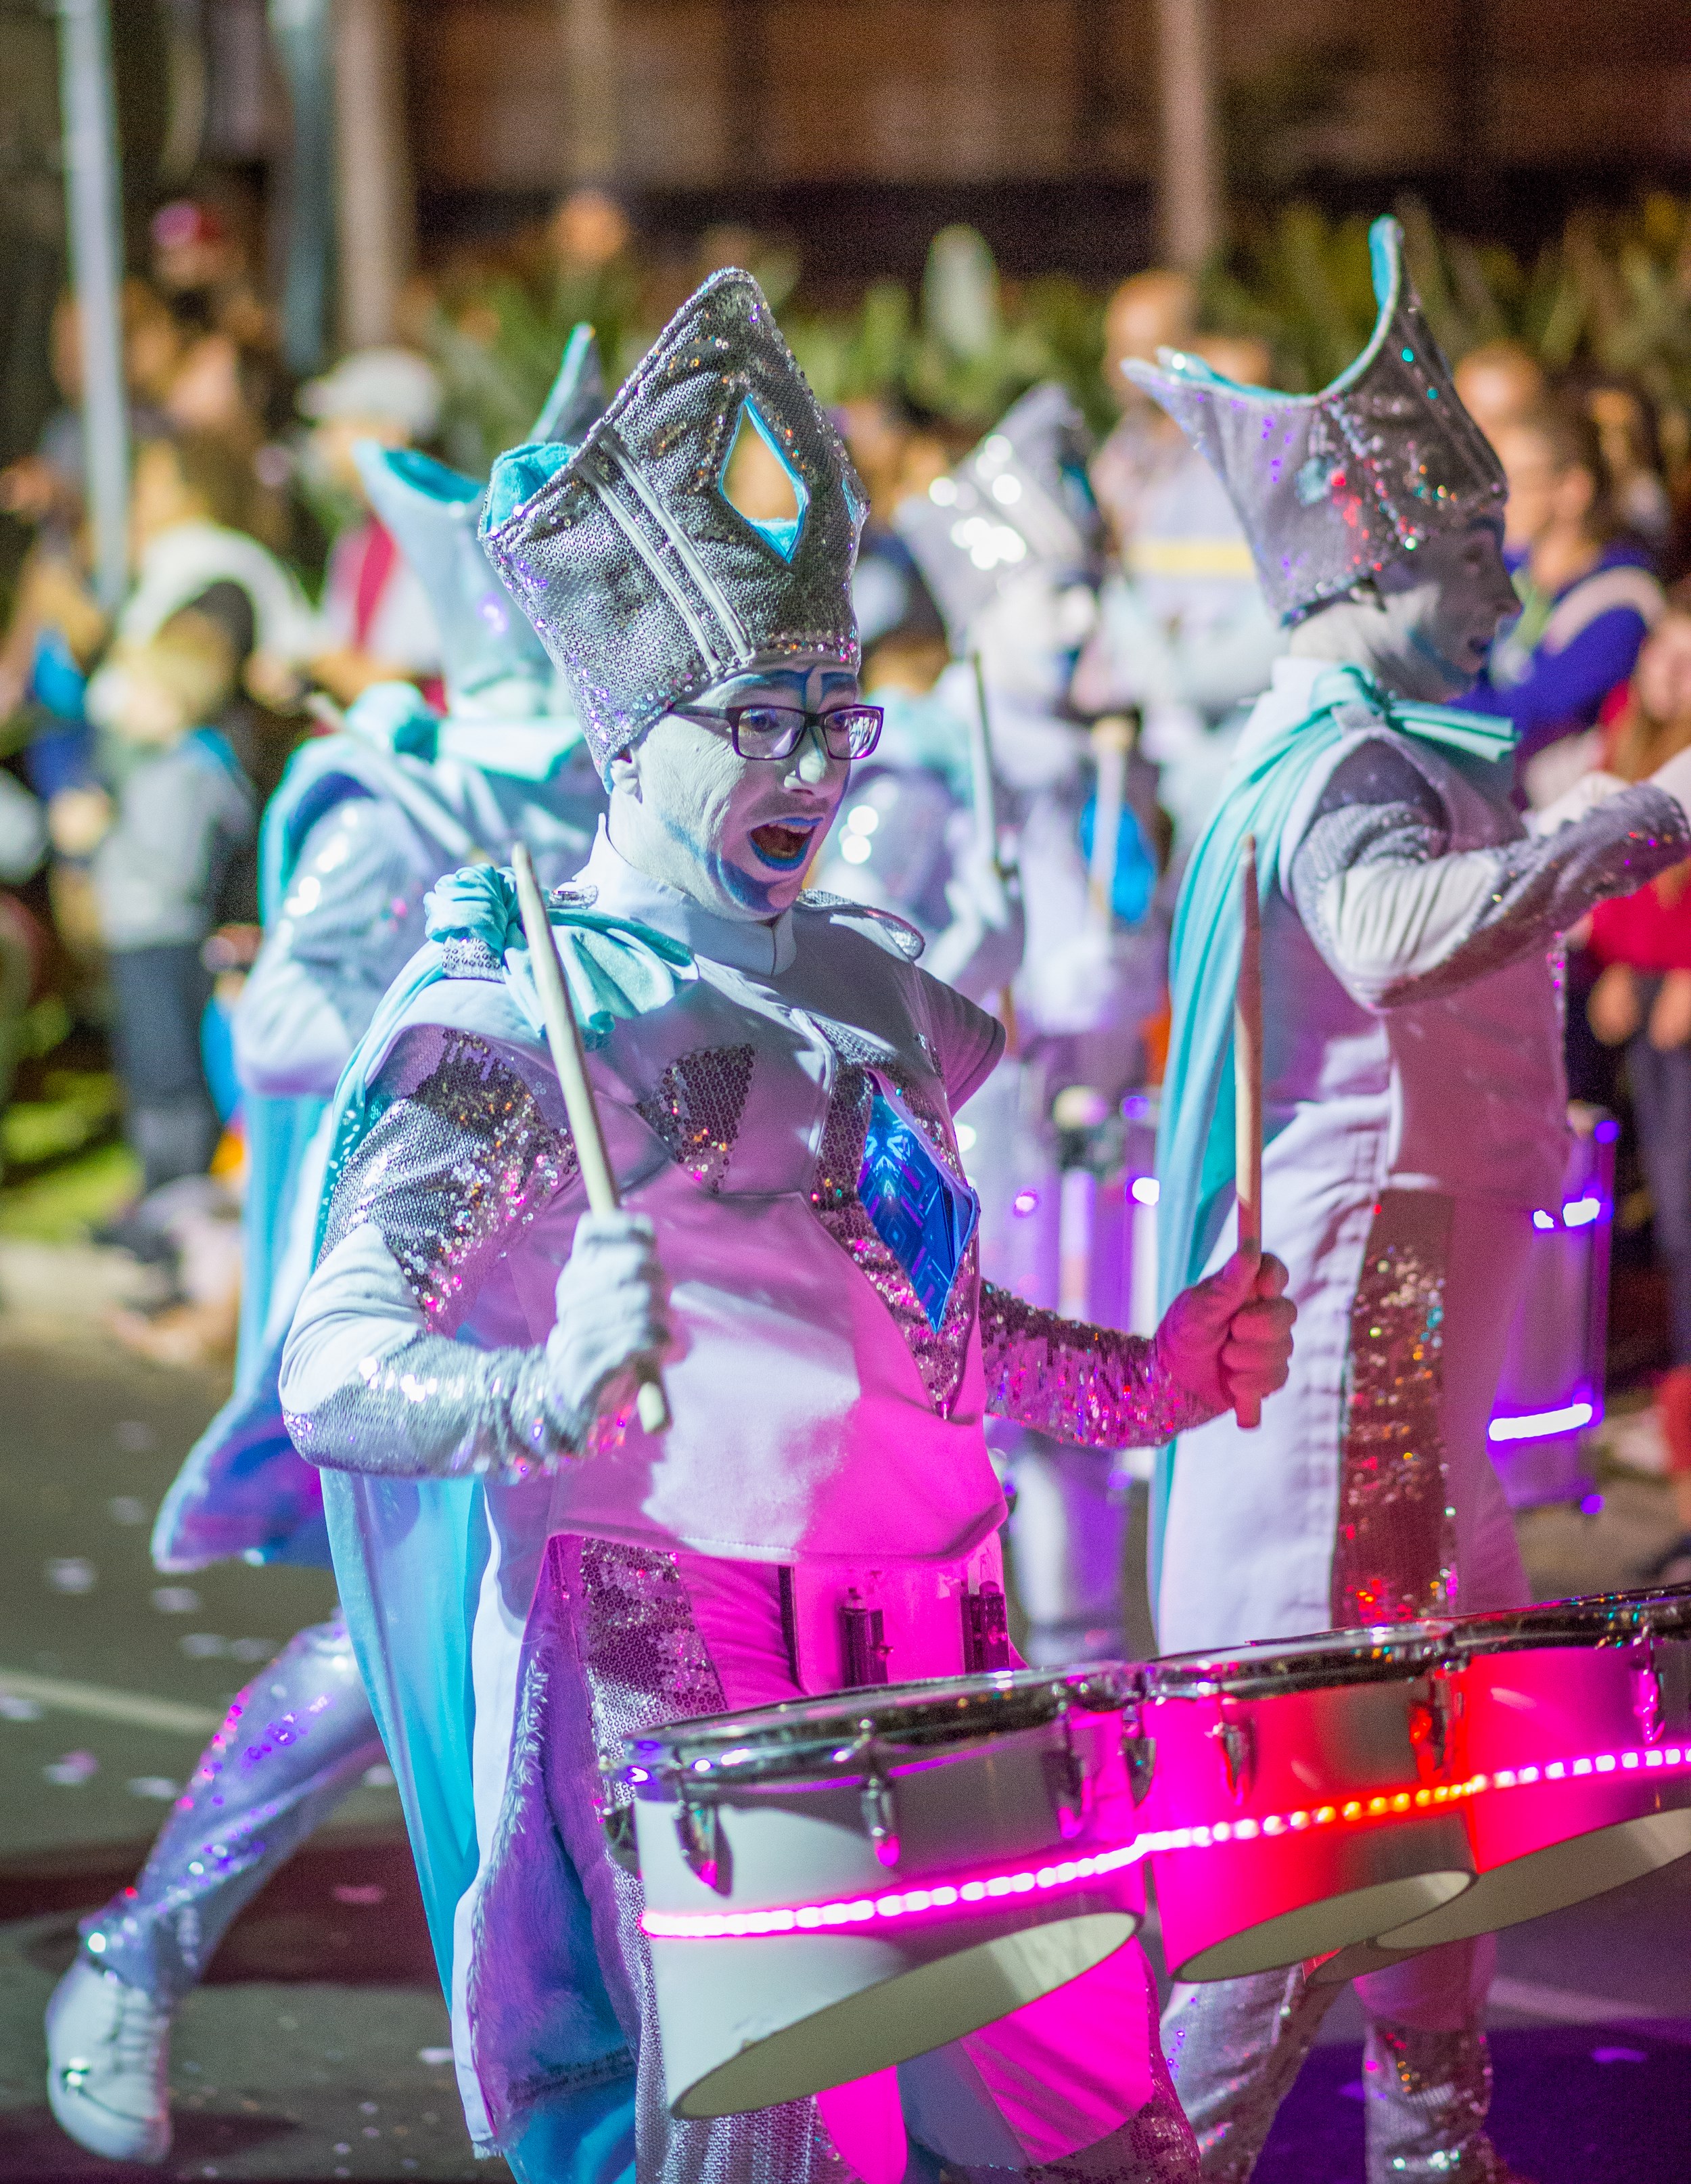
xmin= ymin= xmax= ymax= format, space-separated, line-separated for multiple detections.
xmin=749 ymin=818 xmax=820 ymax=870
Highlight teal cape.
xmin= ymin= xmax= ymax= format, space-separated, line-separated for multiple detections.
xmin=1149 ymin=664 xmax=1519 ymax=1600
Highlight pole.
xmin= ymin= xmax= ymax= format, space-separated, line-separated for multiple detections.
xmin=55 ymin=0 xmax=129 ymax=614
xmin=561 ymin=0 xmax=618 ymax=185
xmin=969 ymin=652 xmax=1019 ymax=1055
xmin=269 ymin=0 xmax=337 ymax=377
xmin=1233 ymin=834 xmax=1264 ymax=1429
xmin=1088 ymin=714 xmax=1134 ymax=932
xmin=331 ymin=0 xmax=415 ymax=349
xmin=510 ymin=844 xmax=671 ymax=1438
xmin=1153 ymin=0 xmax=1224 ymax=273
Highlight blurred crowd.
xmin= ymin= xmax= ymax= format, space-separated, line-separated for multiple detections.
xmin=5 ymin=187 xmax=1691 ymax=1514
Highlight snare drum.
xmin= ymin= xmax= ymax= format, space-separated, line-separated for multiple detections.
xmin=1131 ymin=1626 xmax=1475 ymax=1981
xmin=616 ymin=1664 xmax=1142 ymax=2119
xmin=1374 ymin=1583 xmax=1691 ymax=1951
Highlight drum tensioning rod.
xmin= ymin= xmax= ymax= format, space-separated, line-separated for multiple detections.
xmin=511 ymin=841 xmax=672 ymax=1436
xmin=1234 ymin=832 xmax=1264 ymax=1430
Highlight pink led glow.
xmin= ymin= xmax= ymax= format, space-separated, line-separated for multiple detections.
xmin=639 ymin=1740 xmax=1691 ymax=1942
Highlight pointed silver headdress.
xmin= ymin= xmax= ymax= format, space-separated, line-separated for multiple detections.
xmin=353 ymin=326 xmax=607 ymax=718
xmin=480 ymin=269 xmax=866 ymax=774
xmin=1125 ymin=219 xmax=1504 ymax=626
xmin=893 ymin=382 xmax=1098 ymax=648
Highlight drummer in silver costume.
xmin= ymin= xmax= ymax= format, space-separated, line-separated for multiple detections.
xmin=276 ymin=272 xmax=1294 ymax=2184
xmin=889 ymin=386 xmax=1168 ymax=1666
xmin=44 ymin=340 xmax=608 ymax=2170
xmin=1135 ymin=220 xmax=1691 ymax=2184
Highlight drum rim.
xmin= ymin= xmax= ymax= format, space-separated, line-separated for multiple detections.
xmin=1138 ymin=1622 xmax=1457 ymax=1699
xmin=620 ymin=1662 xmax=1134 ymax=1787
xmin=1450 ymin=1583 xmax=1691 ymax=1656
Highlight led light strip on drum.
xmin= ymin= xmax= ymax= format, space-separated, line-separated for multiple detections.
xmin=638 ymin=1740 xmax=1691 ymax=1941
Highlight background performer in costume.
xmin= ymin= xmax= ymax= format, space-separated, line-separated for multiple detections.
xmin=1138 ymin=218 xmax=1691 ymax=2184
xmin=275 ymin=269 xmax=1294 ymax=2184
xmin=45 ymin=337 xmax=608 ymax=2169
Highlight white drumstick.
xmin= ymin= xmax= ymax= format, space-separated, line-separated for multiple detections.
xmin=1088 ymin=713 xmax=1134 ymax=931
xmin=1234 ymin=833 xmax=1264 ymax=1430
xmin=969 ymin=650 xmax=1019 ymax=1055
xmin=511 ymin=842 xmax=671 ymax=1436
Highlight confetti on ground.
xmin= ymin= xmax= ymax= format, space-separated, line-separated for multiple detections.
xmin=45 ymin=1556 xmax=96 ymax=1593
xmin=128 ymin=1775 xmax=181 ymax=1800
xmin=45 ymin=1749 xmax=99 ymax=1784
xmin=108 ymin=1495 xmax=148 ymax=1524
xmin=153 ymin=1584 xmax=200 ymax=1612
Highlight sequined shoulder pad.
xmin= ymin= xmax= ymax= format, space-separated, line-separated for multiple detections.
xmin=794 ymin=890 xmax=925 ymax=961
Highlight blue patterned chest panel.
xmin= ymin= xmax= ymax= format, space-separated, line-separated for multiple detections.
xmin=857 ymin=1083 xmax=980 ymax=1334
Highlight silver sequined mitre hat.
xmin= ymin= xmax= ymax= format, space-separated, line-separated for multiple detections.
xmin=353 ymin=325 xmax=608 ymax=718
xmin=893 ymin=382 xmax=1098 ymax=647
xmin=1125 ymin=218 xmax=1504 ymax=625
xmin=479 ymin=269 xmax=866 ymax=773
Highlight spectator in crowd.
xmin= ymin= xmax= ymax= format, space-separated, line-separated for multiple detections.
xmin=1581 ymin=373 xmax=1675 ymax=555
xmin=1453 ymin=338 xmax=1547 ymax=447
xmin=294 ymin=348 xmax=445 ymax=703
xmin=1469 ymin=396 xmax=1665 ymax=806
xmin=1089 ymin=267 xmax=1200 ymax=553
xmin=1584 ymin=583 xmax=1691 ymax=1583
xmin=61 ymin=608 xmax=254 ymax=1196
xmin=0 ymin=768 xmax=47 ymax=1139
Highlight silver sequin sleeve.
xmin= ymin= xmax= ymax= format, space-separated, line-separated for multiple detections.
xmin=281 ymin=1024 xmax=588 ymax=1478
xmin=979 ymin=1281 xmax=1215 ymax=1448
xmin=1289 ymin=740 xmax=1691 ymax=1009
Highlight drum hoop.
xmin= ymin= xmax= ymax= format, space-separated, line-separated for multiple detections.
xmin=620 ymin=1663 xmax=1133 ymax=1790
xmin=1138 ymin=1626 xmax=1456 ymax=1701
xmin=1452 ymin=1585 xmax=1691 ymax=1656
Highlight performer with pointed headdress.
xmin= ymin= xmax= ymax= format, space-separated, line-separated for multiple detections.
xmin=271 ymin=271 xmax=1293 ymax=2183
xmin=44 ymin=339 xmax=610 ymax=2170
xmin=1138 ymin=219 xmax=1691 ymax=2182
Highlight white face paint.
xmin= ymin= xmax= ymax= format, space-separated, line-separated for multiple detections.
xmin=606 ymin=659 xmax=858 ymax=919
xmin=1288 ymin=518 xmax=1517 ymax=703
xmin=969 ymin=566 xmax=1097 ymax=712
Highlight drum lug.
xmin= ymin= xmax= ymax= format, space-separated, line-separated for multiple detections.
xmin=1208 ymin=1714 xmax=1254 ymax=1803
xmin=1631 ymin=1634 xmax=1665 ymax=1744
xmin=602 ymin=1801 xmax=641 ymax=1878
xmin=860 ymin=1772 xmax=901 ymax=1868
xmin=1052 ymin=1710 xmax=1091 ymax=1840
xmin=841 ymin=1591 xmax=892 ymax=1688
xmin=1122 ymin=1729 xmax=1157 ymax=1807
xmin=1410 ymin=1671 xmax=1458 ymax=1782
xmin=676 ymin=1796 xmax=728 ymax=1893
xmin=963 ymin=1581 xmax=1013 ymax=1673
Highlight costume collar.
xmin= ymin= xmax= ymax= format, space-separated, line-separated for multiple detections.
xmin=581 ymin=820 xmax=797 ymax=976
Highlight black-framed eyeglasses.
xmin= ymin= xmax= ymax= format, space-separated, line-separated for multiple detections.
xmin=674 ymin=701 xmax=883 ymax=762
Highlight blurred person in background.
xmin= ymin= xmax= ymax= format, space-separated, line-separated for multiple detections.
xmin=1452 ymin=338 xmax=1547 ymax=448
xmin=296 ymin=347 xmax=446 ymax=704
xmin=65 ymin=608 xmax=254 ymax=1199
xmin=1090 ymin=267 xmax=1200 ymax=548
xmin=0 ymin=767 xmax=48 ymax=1146
xmin=1581 ymin=373 xmax=1676 ymax=558
xmin=1469 ymin=395 xmax=1664 ymax=808
xmin=1583 ymin=583 xmax=1691 ymax=1583
xmin=1078 ymin=328 xmax=1284 ymax=856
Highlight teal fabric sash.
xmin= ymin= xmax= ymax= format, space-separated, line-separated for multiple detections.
xmin=313 ymin=869 xmax=691 ymax=1997
xmin=1148 ymin=664 xmax=1517 ymax=1602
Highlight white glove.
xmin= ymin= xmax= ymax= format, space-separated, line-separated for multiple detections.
xmin=546 ymin=1211 xmax=674 ymax=1430
xmin=924 ymin=844 xmax=1024 ymax=1001
xmin=1649 ymin=746 xmax=1691 ymax=827
xmin=1155 ymin=1248 xmax=1296 ymax=1427
xmin=1525 ymin=770 xmax=1629 ymax=835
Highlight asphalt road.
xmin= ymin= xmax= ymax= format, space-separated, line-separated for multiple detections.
xmin=0 ymin=1251 xmax=1687 ymax=2183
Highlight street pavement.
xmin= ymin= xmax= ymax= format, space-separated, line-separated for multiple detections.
xmin=1 ymin=1242 xmax=1688 ymax=2182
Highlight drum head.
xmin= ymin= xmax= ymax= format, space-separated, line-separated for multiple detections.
xmin=1379 ymin=1806 xmax=1691 ymax=1949
xmin=1167 ymin=1867 xmax=1472 ymax=1983
xmin=664 ymin=1910 xmax=1136 ymax=2117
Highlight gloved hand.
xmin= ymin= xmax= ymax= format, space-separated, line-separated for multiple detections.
xmin=1525 ymin=770 xmax=1628 ymax=834
xmin=924 ymin=844 xmax=1024 ymax=1001
xmin=546 ymin=1211 xmax=674 ymax=1431
xmin=1155 ymin=1248 xmax=1295 ymax=1429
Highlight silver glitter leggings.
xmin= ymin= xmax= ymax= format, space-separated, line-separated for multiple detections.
xmin=80 ymin=1615 xmax=386 ymax=2006
xmin=1161 ymin=1958 xmax=1498 ymax=2184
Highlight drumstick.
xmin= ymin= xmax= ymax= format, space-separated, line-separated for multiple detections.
xmin=1088 ymin=714 xmax=1134 ymax=932
xmin=511 ymin=842 xmax=671 ymax=1436
xmin=1234 ymin=834 xmax=1264 ymax=1430
xmin=969 ymin=650 xmax=1019 ymax=1055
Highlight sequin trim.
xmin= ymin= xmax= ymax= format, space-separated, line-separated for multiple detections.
xmin=321 ymin=1027 xmax=578 ymax=1329
xmin=634 ymin=1044 xmax=755 ymax=1191
xmin=286 ymin=1329 xmax=580 ymax=1478
xmin=1332 ymin=1190 xmax=1456 ymax=1626
xmin=1161 ymin=1965 xmax=1340 ymax=2184
xmin=439 ymin=934 xmax=505 ymax=982
xmin=1364 ymin=2018 xmax=1497 ymax=2184
xmin=808 ymin=1028 xmax=975 ymax=1415
xmin=564 ymin=1538 xmax=846 ymax=2183
xmin=979 ymin=1283 xmax=1209 ymax=1449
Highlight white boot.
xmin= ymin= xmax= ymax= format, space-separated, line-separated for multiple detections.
xmin=45 ymin=1955 xmax=172 ymax=2164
